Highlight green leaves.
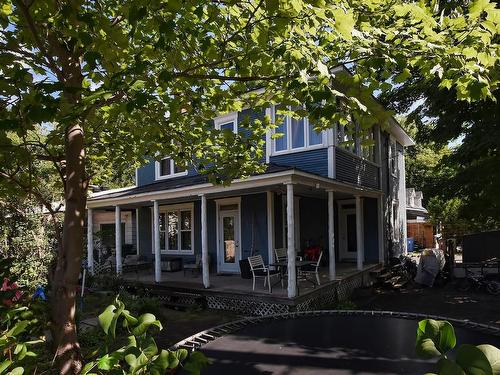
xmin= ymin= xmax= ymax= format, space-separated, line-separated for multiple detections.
xmin=416 ymin=319 xmax=456 ymax=358
xmin=0 ymin=282 xmax=47 ymax=375
xmin=416 ymin=319 xmax=500 ymax=375
xmin=88 ymin=296 xmax=208 ymax=374
xmin=332 ymin=8 xmax=355 ymax=40
xmin=455 ymin=345 xmax=493 ymax=375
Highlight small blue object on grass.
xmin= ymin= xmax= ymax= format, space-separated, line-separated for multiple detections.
xmin=33 ymin=286 xmax=47 ymax=301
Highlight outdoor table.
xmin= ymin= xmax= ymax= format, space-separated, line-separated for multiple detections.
xmin=270 ymin=260 xmax=317 ymax=291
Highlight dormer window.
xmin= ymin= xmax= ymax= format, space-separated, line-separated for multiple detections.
xmin=214 ymin=112 xmax=238 ymax=134
xmin=273 ymin=106 xmax=324 ymax=154
xmin=155 ymin=157 xmax=188 ymax=180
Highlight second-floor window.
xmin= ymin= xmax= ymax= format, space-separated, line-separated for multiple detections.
xmin=274 ymin=106 xmax=324 ymax=153
xmin=214 ymin=112 xmax=238 ymax=133
xmin=156 ymin=157 xmax=187 ymax=180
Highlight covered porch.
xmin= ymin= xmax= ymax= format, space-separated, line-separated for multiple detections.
xmin=86 ymin=166 xmax=386 ymax=299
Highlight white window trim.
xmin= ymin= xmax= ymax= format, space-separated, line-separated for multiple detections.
xmin=214 ymin=112 xmax=238 ymax=134
xmin=389 ymin=136 xmax=398 ymax=177
xmin=151 ymin=202 xmax=195 ymax=255
xmin=271 ymin=105 xmax=326 ymax=155
xmin=391 ymin=200 xmax=400 ymax=241
xmin=155 ymin=157 xmax=188 ymax=181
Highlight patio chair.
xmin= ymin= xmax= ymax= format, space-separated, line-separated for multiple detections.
xmin=299 ymin=251 xmax=323 ymax=286
xmin=274 ymin=248 xmax=288 ymax=262
xmin=248 ymin=255 xmax=282 ymax=293
xmin=274 ymin=248 xmax=303 ymax=263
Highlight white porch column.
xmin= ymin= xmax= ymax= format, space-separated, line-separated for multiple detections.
xmin=87 ymin=208 xmax=94 ymax=275
xmin=286 ymin=183 xmax=297 ymax=298
xmin=153 ymin=200 xmax=161 ymax=283
xmin=115 ymin=206 xmax=122 ymax=274
xmin=377 ymin=195 xmax=385 ymax=264
xmin=201 ymin=194 xmax=210 ymax=288
xmin=327 ymin=191 xmax=336 ymax=281
xmin=266 ymin=191 xmax=275 ymax=265
xmin=355 ymin=195 xmax=364 ymax=271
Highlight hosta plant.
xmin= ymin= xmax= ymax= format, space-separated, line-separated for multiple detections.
xmin=82 ymin=296 xmax=209 ymax=375
xmin=416 ymin=319 xmax=500 ymax=375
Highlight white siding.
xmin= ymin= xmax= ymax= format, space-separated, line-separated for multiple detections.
xmin=93 ymin=211 xmax=133 ymax=244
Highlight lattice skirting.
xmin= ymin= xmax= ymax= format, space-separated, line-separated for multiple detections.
xmin=115 ymin=266 xmax=376 ymax=316
xmin=206 ymin=295 xmax=290 ymax=315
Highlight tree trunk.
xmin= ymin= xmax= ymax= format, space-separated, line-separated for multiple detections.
xmin=51 ymin=121 xmax=86 ymax=374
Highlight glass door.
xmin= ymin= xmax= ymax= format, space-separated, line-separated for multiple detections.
xmin=340 ymin=208 xmax=357 ymax=260
xmin=218 ymin=210 xmax=240 ymax=273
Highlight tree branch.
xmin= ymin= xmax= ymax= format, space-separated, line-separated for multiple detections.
xmin=15 ymin=0 xmax=64 ymax=81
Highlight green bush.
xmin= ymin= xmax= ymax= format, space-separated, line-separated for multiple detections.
xmin=0 ymin=258 xmax=50 ymax=375
xmin=0 ymin=199 xmax=56 ymax=291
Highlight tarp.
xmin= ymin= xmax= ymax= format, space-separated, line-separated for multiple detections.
xmin=415 ymin=249 xmax=444 ymax=287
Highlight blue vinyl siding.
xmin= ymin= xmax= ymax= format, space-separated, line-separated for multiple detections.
xmin=136 ymin=161 xmax=156 ymax=187
xmin=270 ymin=148 xmax=328 ymax=177
xmin=137 ymin=206 xmax=152 ymax=259
xmin=136 ymin=109 xmax=267 ymax=186
xmin=300 ymin=197 xmax=328 ymax=250
xmin=363 ymin=197 xmax=379 ymax=262
xmin=241 ymin=193 xmax=269 ymax=261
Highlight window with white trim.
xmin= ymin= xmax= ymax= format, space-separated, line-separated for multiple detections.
xmin=158 ymin=204 xmax=194 ymax=254
xmin=273 ymin=106 xmax=324 ymax=153
xmin=214 ymin=112 xmax=238 ymax=134
xmin=156 ymin=157 xmax=187 ymax=180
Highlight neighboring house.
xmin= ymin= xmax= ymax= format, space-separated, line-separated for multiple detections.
xmin=406 ymin=188 xmax=434 ymax=249
xmin=86 ymin=99 xmax=413 ymax=299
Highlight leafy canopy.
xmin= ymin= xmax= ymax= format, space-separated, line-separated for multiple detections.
xmin=0 ymin=0 xmax=498 ymax=183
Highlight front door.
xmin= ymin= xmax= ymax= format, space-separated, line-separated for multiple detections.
xmin=217 ymin=210 xmax=241 ymax=273
xmin=340 ymin=208 xmax=357 ymax=260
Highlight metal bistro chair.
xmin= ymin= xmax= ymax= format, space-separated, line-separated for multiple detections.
xmin=248 ymin=255 xmax=282 ymax=293
xmin=274 ymin=248 xmax=288 ymax=262
xmin=299 ymin=251 xmax=323 ymax=286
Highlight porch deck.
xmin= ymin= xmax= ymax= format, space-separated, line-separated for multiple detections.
xmin=120 ymin=263 xmax=380 ymax=315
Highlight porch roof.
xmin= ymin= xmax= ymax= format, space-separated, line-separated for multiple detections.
xmin=87 ymin=163 xmax=382 ymax=208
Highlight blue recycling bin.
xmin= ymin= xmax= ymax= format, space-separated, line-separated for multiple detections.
xmin=407 ymin=237 xmax=415 ymax=252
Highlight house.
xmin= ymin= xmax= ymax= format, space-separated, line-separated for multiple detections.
xmin=406 ymin=188 xmax=434 ymax=250
xmin=86 ymin=105 xmax=414 ymax=299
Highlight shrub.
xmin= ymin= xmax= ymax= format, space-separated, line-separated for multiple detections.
xmin=0 ymin=200 xmax=56 ymax=291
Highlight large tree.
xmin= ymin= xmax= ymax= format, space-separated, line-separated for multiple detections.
xmin=0 ymin=0 xmax=498 ymax=372
xmin=385 ymin=84 xmax=499 ymax=229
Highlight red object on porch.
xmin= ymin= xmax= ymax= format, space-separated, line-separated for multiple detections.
xmin=304 ymin=246 xmax=321 ymax=261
